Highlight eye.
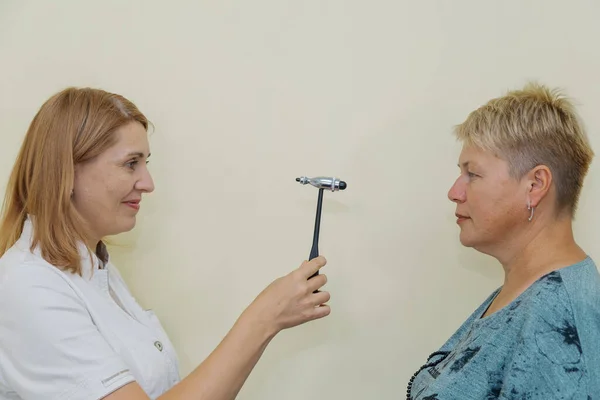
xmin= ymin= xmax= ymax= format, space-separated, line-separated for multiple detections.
xmin=125 ymin=159 xmax=139 ymax=169
xmin=467 ymin=171 xmax=478 ymax=179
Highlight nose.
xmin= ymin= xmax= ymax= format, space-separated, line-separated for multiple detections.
xmin=447 ymin=176 xmax=466 ymax=203
xmin=136 ymin=167 xmax=155 ymax=193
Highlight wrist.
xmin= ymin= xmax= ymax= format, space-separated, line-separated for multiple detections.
xmin=238 ymin=306 xmax=279 ymax=343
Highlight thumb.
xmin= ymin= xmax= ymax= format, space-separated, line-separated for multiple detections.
xmin=299 ymin=256 xmax=327 ymax=278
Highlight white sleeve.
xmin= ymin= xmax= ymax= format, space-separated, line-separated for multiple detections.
xmin=0 ymin=264 xmax=136 ymax=400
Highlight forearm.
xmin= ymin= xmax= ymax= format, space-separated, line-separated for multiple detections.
xmin=155 ymin=257 xmax=329 ymax=400
xmin=158 ymin=310 xmax=276 ymax=400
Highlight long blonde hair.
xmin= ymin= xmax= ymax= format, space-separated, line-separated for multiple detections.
xmin=0 ymin=87 xmax=148 ymax=274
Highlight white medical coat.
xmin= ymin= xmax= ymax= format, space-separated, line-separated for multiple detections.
xmin=0 ymin=217 xmax=181 ymax=399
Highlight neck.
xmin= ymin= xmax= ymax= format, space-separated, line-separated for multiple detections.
xmin=502 ymin=217 xmax=584 ymax=283
xmin=480 ymin=213 xmax=586 ymax=317
xmin=87 ymin=238 xmax=101 ymax=251
xmin=81 ymin=224 xmax=101 ymax=254
xmin=83 ymin=231 xmax=103 ymax=263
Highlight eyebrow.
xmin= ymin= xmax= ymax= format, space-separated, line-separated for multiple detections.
xmin=127 ymin=152 xmax=151 ymax=158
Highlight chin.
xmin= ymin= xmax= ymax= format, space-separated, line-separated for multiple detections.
xmin=459 ymin=239 xmax=476 ymax=248
xmin=458 ymin=231 xmax=477 ymax=248
xmin=110 ymin=217 xmax=137 ymax=236
xmin=458 ymin=233 xmax=494 ymax=256
xmin=122 ymin=217 xmax=137 ymax=232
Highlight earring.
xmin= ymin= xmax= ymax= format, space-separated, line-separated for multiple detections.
xmin=527 ymin=200 xmax=535 ymax=222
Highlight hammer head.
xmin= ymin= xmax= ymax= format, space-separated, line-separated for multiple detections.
xmin=296 ymin=176 xmax=347 ymax=191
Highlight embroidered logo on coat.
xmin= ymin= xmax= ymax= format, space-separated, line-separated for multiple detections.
xmin=101 ymin=369 xmax=130 ymax=387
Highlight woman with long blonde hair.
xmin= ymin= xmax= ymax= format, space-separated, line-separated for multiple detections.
xmin=0 ymin=87 xmax=331 ymax=400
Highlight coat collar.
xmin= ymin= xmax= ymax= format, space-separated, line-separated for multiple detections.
xmin=19 ymin=215 xmax=109 ymax=280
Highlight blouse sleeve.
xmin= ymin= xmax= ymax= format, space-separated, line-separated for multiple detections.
xmin=0 ymin=263 xmax=136 ymax=400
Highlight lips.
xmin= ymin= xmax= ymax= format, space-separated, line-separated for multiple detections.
xmin=455 ymin=213 xmax=470 ymax=223
xmin=123 ymin=199 xmax=141 ymax=210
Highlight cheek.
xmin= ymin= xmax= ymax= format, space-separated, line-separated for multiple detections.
xmin=469 ymin=185 xmax=522 ymax=229
xmin=76 ymin=171 xmax=130 ymax=209
xmin=106 ymin=176 xmax=136 ymax=207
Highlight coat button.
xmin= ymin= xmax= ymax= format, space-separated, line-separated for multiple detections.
xmin=154 ymin=341 xmax=163 ymax=351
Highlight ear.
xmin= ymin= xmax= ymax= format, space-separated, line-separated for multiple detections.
xmin=526 ymin=165 xmax=552 ymax=208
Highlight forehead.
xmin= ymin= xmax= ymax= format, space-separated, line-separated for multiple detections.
xmin=458 ymin=145 xmax=507 ymax=171
xmin=108 ymin=121 xmax=150 ymax=156
xmin=458 ymin=145 xmax=502 ymax=166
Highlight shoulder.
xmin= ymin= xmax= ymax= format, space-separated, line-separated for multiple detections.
xmin=557 ymin=256 xmax=600 ymax=306
xmin=492 ymin=259 xmax=600 ymax=397
xmin=509 ymin=264 xmax=584 ymax=344
xmin=0 ymin=244 xmax=88 ymax=344
xmin=0 ymin=244 xmax=82 ymax=304
xmin=515 ymin=258 xmax=600 ymax=318
xmin=0 ymin=244 xmax=137 ymax=398
xmin=523 ymin=257 xmax=600 ymax=331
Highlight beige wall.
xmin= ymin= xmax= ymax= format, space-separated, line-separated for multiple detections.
xmin=1 ymin=1 xmax=600 ymax=398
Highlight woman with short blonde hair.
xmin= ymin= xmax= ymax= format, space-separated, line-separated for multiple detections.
xmin=408 ymin=83 xmax=600 ymax=399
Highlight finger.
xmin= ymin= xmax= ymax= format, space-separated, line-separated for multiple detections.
xmin=307 ymin=273 xmax=327 ymax=292
xmin=299 ymin=256 xmax=327 ymax=278
xmin=310 ymin=290 xmax=331 ymax=306
xmin=309 ymin=304 xmax=331 ymax=320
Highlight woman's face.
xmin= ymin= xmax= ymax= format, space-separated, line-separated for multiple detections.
xmin=72 ymin=121 xmax=154 ymax=243
xmin=447 ymin=145 xmax=529 ymax=254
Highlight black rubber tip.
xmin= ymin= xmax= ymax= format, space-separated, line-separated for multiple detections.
xmin=295 ymin=177 xmax=300 ymax=182
xmin=339 ymin=181 xmax=347 ymax=190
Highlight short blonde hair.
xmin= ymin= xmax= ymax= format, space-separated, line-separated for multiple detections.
xmin=0 ymin=87 xmax=148 ymax=274
xmin=454 ymin=82 xmax=594 ymax=216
